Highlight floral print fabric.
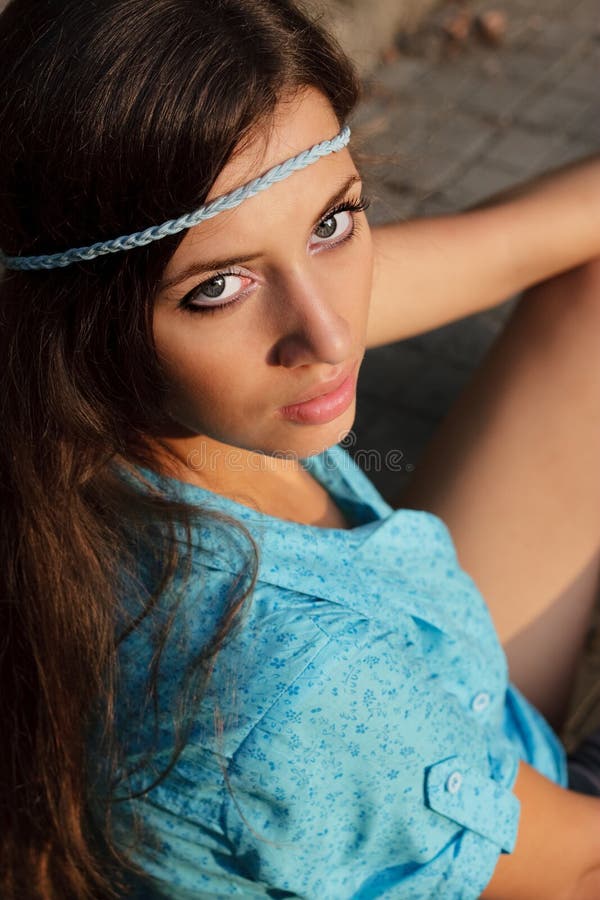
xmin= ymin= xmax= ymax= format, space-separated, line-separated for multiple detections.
xmin=103 ymin=443 xmax=567 ymax=899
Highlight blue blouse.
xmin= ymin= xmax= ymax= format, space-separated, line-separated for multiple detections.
xmin=100 ymin=442 xmax=567 ymax=899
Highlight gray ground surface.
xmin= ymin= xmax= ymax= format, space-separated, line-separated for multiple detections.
xmin=306 ymin=0 xmax=441 ymax=75
xmin=348 ymin=0 xmax=600 ymax=504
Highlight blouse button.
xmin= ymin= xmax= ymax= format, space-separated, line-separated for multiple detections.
xmin=445 ymin=770 xmax=463 ymax=794
xmin=471 ymin=691 xmax=491 ymax=713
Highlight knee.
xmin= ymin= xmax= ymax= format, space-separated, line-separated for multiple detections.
xmin=521 ymin=255 xmax=600 ymax=325
xmin=573 ymin=256 xmax=600 ymax=298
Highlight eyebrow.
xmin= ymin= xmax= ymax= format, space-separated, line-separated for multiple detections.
xmin=159 ymin=172 xmax=363 ymax=292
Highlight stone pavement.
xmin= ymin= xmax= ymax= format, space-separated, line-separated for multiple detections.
xmin=348 ymin=0 xmax=600 ymax=504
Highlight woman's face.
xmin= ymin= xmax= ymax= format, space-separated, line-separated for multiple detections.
xmin=152 ymin=86 xmax=374 ymax=479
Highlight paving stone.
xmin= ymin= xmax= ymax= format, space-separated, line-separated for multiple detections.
xmin=475 ymin=47 xmax=560 ymax=88
xmin=538 ymin=134 xmax=596 ymax=170
xmin=412 ymin=61 xmax=483 ymax=110
xmin=544 ymin=138 xmax=599 ymax=170
xmin=558 ymin=0 xmax=600 ymax=31
xmin=352 ymin=307 xmax=517 ymax=506
xmin=439 ymin=158 xmax=523 ymax=209
xmin=357 ymin=340 xmax=473 ymax=420
xmin=514 ymin=85 xmax=589 ymax=132
xmin=406 ymin=149 xmax=469 ymax=194
xmin=485 ymin=125 xmax=571 ymax=175
xmin=430 ymin=110 xmax=496 ymax=158
xmin=358 ymin=104 xmax=441 ymax=163
xmin=568 ymin=100 xmax=600 ymax=145
xmin=351 ymin=406 xmax=439 ymax=503
xmin=405 ymin=313 xmax=506 ymax=372
xmin=558 ymin=56 xmax=600 ymax=103
xmin=461 ymin=75 xmax=539 ymax=124
xmin=575 ymin=0 xmax=600 ymax=15
xmin=364 ymin=187 xmax=419 ymax=225
xmin=481 ymin=296 xmax=522 ymax=329
xmin=348 ymin=97 xmax=392 ymax=132
xmin=349 ymin=0 xmax=600 ymax=517
xmin=508 ymin=9 xmax=586 ymax=53
xmin=367 ymin=56 xmax=430 ymax=94
xmin=366 ymin=157 xmax=419 ymax=192
xmin=374 ymin=112 xmax=492 ymax=194
xmin=413 ymin=192 xmax=458 ymax=217
xmin=520 ymin=19 xmax=590 ymax=57
xmin=506 ymin=0 xmax=578 ymax=11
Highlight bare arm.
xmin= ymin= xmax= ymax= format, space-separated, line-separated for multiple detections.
xmin=481 ymin=760 xmax=600 ymax=900
xmin=366 ymin=152 xmax=600 ymax=350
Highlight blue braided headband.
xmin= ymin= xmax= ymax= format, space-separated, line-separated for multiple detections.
xmin=0 ymin=124 xmax=351 ymax=272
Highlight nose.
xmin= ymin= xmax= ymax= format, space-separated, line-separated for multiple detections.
xmin=271 ymin=273 xmax=354 ymax=368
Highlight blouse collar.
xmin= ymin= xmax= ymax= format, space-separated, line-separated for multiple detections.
xmin=123 ymin=444 xmax=453 ymax=617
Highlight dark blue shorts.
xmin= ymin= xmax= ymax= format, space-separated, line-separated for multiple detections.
xmin=567 ymin=725 xmax=600 ymax=796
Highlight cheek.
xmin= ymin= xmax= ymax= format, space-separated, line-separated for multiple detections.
xmin=155 ymin=325 xmax=228 ymax=405
xmin=359 ymin=231 xmax=375 ymax=297
xmin=337 ymin=235 xmax=374 ymax=321
xmin=153 ymin=318 xmax=267 ymax=429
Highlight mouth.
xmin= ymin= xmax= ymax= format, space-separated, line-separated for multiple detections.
xmin=277 ymin=359 xmax=359 ymax=425
xmin=283 ymin=359 xmax=358 ymax=406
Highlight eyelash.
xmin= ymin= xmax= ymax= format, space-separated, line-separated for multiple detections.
xmin=177 ymin=193 xmax=372 ymax=316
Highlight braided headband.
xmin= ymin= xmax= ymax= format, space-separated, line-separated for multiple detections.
xmin=0 ymin=124 xmax=351 ymax=272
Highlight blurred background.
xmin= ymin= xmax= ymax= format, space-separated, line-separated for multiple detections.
xmin=303 ymin=0 xmax=600 ymax=501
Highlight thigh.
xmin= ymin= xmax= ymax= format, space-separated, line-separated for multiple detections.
xmin=394 ymin=260 xmax=600 ymax=731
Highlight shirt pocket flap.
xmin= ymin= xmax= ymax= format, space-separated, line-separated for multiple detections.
xmin=424 ymin=755 xmax=520 ymax=854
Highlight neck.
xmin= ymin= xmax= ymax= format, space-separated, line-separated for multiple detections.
xmin=145 ymin=432 xmax=305 ymax=494
xmin=140 ymin=433 xmax=351 ymax=529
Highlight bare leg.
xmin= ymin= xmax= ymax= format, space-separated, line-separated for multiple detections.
xmin=394 ymin=258 xmax=600 ymax=733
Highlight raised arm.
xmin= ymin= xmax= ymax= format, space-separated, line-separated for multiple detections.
xmin=366 ymin=152 xmax=600 ymax=349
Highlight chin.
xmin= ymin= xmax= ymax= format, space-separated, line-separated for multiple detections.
xmin=272 ymin=405 xmax=357 ymax=461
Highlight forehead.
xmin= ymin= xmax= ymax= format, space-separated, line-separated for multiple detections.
xmin=158 ymin=87 xmax=353 ymax=278
xmin=204 ymin=86 xmax=342 ymax=203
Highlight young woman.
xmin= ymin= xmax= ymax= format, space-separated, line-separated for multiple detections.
xmin=1 ymin=1 xmax=600 ymax=898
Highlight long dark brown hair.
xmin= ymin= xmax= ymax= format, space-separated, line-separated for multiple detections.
xmin=0 ymin=1 xmax=363 ymax=897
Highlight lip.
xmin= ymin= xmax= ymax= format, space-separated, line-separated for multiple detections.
xmin=278 ymin=360 xmax=359 ymax=425
xmin=287 ymin=362 xmax=356 ymax=406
